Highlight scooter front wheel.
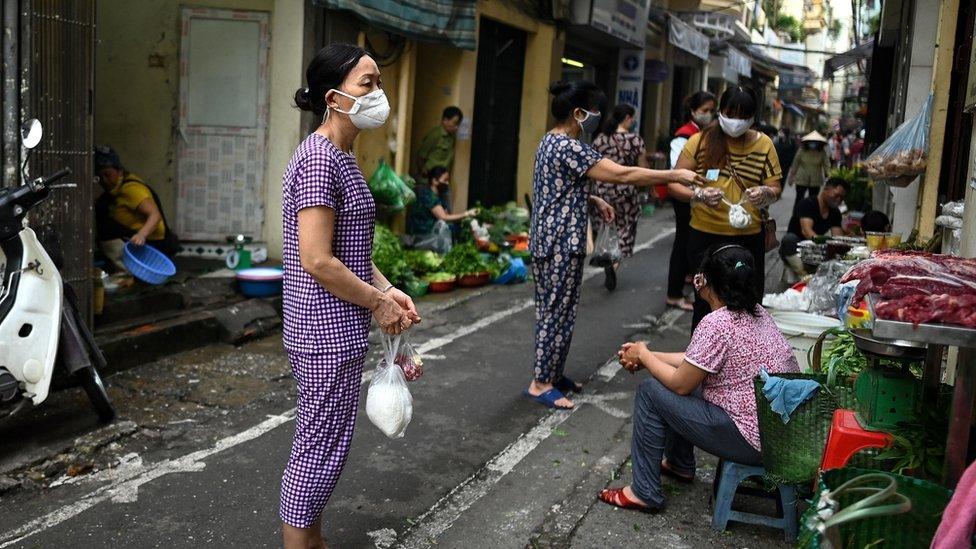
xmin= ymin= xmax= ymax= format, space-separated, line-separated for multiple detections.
xmin=75 ymin=366 xmax=115 ymax=423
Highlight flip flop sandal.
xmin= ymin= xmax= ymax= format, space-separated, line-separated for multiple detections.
xmin=554 ymin=376 xmax=583 ymax=394
xmin=660 ymin=460 xmax=694 ymax=484
xmin=522 ymin=388 xmax=572 ymax=409
xmin=598 ymin=488 xmax=659 ymax=513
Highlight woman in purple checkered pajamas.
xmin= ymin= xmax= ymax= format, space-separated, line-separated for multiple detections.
xmin=524 ymin=80 xmax=703 ymax=410
xmin=280 ymin=44 xmax=421 ymax=549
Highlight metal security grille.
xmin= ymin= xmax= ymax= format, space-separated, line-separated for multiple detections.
xmin=22 ymin=0 xmax=96 ymax=321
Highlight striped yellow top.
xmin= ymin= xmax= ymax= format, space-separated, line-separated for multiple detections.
xmin=681 ymin=131 xmax=783 ymax=236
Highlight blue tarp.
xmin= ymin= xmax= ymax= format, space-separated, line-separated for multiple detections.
xmin=313 ymin=0 xmax=477 ymax=50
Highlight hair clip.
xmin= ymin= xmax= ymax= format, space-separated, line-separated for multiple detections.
xmin=734 ymin=261 xmax=746 ymax=270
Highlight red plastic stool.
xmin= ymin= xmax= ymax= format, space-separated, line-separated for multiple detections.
xmin=820 ymin=409 xmax=894 ymax=471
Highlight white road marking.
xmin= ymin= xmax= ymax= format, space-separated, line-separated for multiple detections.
xmin=3 ymin=226 xmax=678 ymax=545
xmin=395 ymin=390 xmax=633 ymax=548
xmin=0 ymin=410 xmax=295 ymax=548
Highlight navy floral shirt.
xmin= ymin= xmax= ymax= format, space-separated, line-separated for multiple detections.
xmin=529 ymin=133 xmax=604 ymax=258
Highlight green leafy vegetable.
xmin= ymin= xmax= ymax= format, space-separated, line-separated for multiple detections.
xmin=441 ymin=242 xmax=489 ymax=276
xmin=423 ymin=272 xmax=456 ymax=283
xmin=372 ymin=224 xmax=408 ymax=286
xmin=404 ymin=249 xmax=443 ymax=274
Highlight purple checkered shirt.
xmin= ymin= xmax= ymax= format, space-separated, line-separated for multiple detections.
xmin=281 ymin=133 xmax=375 ymax=359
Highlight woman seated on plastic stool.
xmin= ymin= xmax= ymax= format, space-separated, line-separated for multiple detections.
xmin=599 ymin=244 xmax=799 ymax=512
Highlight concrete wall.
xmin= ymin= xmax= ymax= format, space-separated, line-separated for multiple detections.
xmin=95 ymin=0 xmax=304 ymax=258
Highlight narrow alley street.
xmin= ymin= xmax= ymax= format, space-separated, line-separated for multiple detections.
xmin=0 ymin=209 xmax=789 ymax=548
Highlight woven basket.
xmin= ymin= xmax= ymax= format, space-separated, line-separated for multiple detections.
xmin=754 ymin=373 xmax=856 ymax=485
xmin=799 ymin=467 xmax=953 ymax=549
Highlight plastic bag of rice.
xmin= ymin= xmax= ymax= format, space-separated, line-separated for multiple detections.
xmin=366 ymin=334 xmax=413 ymax=438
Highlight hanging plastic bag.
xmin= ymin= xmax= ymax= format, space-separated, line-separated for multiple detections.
xmin=589 ymin=225 xmax=622 ymax=267
xmin=394 ymin=332 xmax=424 ymax=381
xmin=367 ymin=159 xmax=405 ymax=210
xmin=365 ymin=334 xmax=414 ymax=438
xmin=397 ymin=173 xmax=416 ymax=206
xmin=413 ymin=220 xmax=453 ymax=254
xmin=862 ymin=95 xmax=932 ymax=187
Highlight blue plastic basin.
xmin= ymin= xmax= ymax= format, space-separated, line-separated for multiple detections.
xmin=123 ymin=242 xmax=176 ymax=285
xmin=236 ymin=267 xmax=283 ymax=297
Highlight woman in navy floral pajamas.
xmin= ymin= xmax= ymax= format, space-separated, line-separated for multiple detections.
xmin=281 ymin=44 xmax=421 ymax=548
xmin=525 ymin=81 xmax=703 ymax=410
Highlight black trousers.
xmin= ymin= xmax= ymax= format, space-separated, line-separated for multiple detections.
xmin=666 ymin=200 xmax=692 ymax=299
xmin=686 ymin=227 xmax=766 ymax=331
xmin=792 ymin=185 xmax=818 ymax=212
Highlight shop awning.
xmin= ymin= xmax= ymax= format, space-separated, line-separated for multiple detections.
xmin=783 ymin=102 xmax=806 ymax=118
xmin=312 ymin=0 xmax=477 ymax=50
xmin=824 ymin=39 xmax=874 ymax=79
xmin=669 ymin=16 xmax=709 ymax=61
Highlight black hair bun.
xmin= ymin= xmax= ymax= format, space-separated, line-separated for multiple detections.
xmin=549 ymin=80 xmax=571 ymax=96
xmin=294 ymin=87 xmax=314 ymax=112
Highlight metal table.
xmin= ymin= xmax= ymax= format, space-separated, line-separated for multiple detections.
xmin=870 ymin=312 xmax=976 ymax=487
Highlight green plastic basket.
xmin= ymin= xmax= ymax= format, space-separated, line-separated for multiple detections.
xmin=799 ymin=467 xmax=953 ymax=549
xmin=754 ymin=373 xmax=856 ymax=485
xmin=854 ymin=369 xmax=920 ymax=431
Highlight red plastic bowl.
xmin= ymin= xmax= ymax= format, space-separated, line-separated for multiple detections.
xmin=458 ymin=272 xmax=491 ymax=287
xmin=427 ymin=280 xmax=456 ymax=293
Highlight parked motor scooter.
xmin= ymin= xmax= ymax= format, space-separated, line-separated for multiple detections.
xmin=0 ymin=119 xmax=115 ymax=423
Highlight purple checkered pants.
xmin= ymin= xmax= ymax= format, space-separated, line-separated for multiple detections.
xmin=280 ymin=352 xmax=365 ymax=528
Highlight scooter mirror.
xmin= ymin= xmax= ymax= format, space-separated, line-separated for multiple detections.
xmin=21 ymin=119 xmax=43 ymax=150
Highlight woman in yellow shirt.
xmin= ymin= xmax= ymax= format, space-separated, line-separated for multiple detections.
xmin=94 ymin=146 xmax=178 ymax=271
xmin=667 ymin=86 xmax=783 ymax=330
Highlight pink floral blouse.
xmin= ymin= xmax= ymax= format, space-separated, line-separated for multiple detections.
xmin=684 ymin=306 xmax=799 ymax=450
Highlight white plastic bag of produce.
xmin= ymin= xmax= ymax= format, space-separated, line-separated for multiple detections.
xmin=862 ymin=95 xmax=932 ymax=187
xmin=590 ymin=225 xmax=622 ymax=267
xmin=366 ymin=334 xmax=414 ymax=439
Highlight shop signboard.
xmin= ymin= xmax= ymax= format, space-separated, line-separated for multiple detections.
xmin=668 ymin=17 xmax=709 ymax=61
xmin=616 ymin=49 xmax=645 ymax=130
xmin=589 ymin=0 xmax=651 ymax=47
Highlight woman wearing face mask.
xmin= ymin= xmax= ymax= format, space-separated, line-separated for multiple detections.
xmin=667 ymin=85 xmax=783 ymax=332
xmin=524 ymin=80 xmax=703 ymax=410
xmin=785 ymin=131 xmax=830 ymax=212
xmin=406 ymin=166 xmax=478 ymax=249
xmin=587 ymin=104 xmax=648 ymax=290
xmin=281 ymin=43 xmax=422 ymax=548
xmin=600 ymin=245 xmax=798 ymax=513
xmin=666 ymin=91 xmax=716 ymax=311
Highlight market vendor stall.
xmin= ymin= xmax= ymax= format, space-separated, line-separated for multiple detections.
xmin=840 ymin=250 xmax=976 ymax=487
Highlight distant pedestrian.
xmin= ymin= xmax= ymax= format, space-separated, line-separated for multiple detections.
xmin=588 ymin=104 xmax=648 ymax=286
xmin=666 ymin=91 xmax=716 ymax=311
xmin=281 ymin=43 xmax=421 ymax=549
xmin=774 ymin=127 xmax=798 ymax=181
xmin=786 ymin=131 xmax=830 ymax=211
xmin=667 ymin=85 xmax=783 ymax=332
xmin=524 ymin=80 xmax=702 ymax=410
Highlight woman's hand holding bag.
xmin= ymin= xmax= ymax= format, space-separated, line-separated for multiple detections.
xmin=372 ymin=292 xmax=409 ymax=335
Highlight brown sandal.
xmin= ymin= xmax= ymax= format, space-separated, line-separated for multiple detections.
xmin=598 ymin=488 xmax=659 ymax=513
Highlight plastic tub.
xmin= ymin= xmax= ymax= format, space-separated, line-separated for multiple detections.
xmin=770 ymin=311 xmax=840 ymax=371
xmin=458 ymin=272 xmax=491 ymax=287
xmin=236 ymin=267 xmax=283 ymax=297
xmin=123 ymin=242 xmax=176 ymax=285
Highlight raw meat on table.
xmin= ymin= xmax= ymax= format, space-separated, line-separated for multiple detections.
xmin=842 ymin=250 xmax=976 ymax=328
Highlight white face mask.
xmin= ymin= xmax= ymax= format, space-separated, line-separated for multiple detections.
xmin=718 ymin=114 xmax=753 ymax=138
xmin=329 ymin=89 xmax=390 ymax=130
